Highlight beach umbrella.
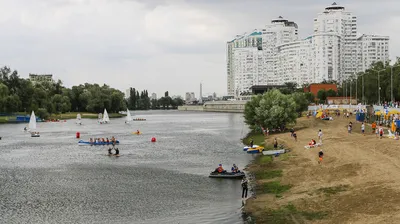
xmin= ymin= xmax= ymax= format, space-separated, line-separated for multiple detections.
xmin=375 ymin=111 xmax=382 ymax=116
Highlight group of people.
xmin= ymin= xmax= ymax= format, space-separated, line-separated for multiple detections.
xmin=89 ymin=136 xmax=117 ymax=145
xmin=214 ymin=164 xmax=241 ymax=173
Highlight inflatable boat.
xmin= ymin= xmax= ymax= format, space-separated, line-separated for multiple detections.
xmin=78 ymin=140 xmax=120 ymax=146
xmin=208 ymin=171 xmax=245 ymax=179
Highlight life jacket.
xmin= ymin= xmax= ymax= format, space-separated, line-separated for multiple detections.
xmin=217 ymin=167 xmax=223 ymax=173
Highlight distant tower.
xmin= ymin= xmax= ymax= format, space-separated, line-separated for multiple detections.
xmin=199 ymin=83 xmax=203 ymax=104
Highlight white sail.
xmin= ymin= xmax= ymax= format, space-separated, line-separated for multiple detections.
xmin=76 ymin=113 xmax=82 ymax=124
xmin=28 ymin=111 xmax=37 ymax=130
xmin=103 ymin=109 xmax=110 ymax=123
xmin=126 ymin=109 xmax=132 ymax=122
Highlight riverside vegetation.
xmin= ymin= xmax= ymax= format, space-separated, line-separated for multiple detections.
xmin=0 ymin=66 xmax=184 ymax=120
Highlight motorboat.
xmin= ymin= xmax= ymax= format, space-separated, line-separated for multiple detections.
xmin=246 ymin=146 xmax=264 ymax=154
xmin=243 ymin=145 xmax=260 ymax=151
xmin=78 ymin=140 xmax=120 ymax=146
xmin=209 ymin=171 xmax=245 ymax=179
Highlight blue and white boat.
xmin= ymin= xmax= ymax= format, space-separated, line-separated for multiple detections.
xmin=78 ymin=140 xmax=120 ymax=146
xmin=243 ymin=145 xmax=260 ymax=151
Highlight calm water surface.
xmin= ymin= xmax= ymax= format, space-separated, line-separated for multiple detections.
xmin=0 ymin=111 xmax=253 ymax=224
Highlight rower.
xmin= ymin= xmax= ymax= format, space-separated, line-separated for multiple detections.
xmin=115 ymin=148 xmax=120 ymax=155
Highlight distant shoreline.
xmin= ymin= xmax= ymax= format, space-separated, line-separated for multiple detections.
xmin=0 ymin=112 xmax=126 ymax=124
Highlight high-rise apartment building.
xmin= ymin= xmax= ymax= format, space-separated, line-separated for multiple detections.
xmin=262 ymin=17 xmax=299 ymax=85
xmin=226 ymin=2 xmax=390 ymax=96
xmin=357 ymin=34 xmax=390 ymax=72
xmin=313 ymin=2 xmax=357 ymax=81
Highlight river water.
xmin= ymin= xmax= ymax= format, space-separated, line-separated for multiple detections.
xmin=0 ymin=111 xmax=253 ymax=224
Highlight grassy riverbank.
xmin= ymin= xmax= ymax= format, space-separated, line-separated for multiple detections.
xmin=243 ymin=117 xmax=400 ymax=223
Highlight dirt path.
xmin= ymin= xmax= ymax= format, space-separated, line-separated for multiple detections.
xmin=247 ymin=116 xmax=400 ymax=223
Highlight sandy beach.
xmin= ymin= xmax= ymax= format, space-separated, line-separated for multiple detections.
xmin=245 ymin=116 xmax=400 ymax=223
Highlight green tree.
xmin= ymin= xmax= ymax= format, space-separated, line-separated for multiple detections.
xmin=244 ymin=89 xmax=297 ymax=132
xmin=304 ymin=92 xmax=315 ymax=104
xmin=290 ymin=92 xmax=309 ymax=116
xmin=317 ymin=89 xmax=327 ymax=103
xmin=326 ymin=89 xmax=337 ymax=97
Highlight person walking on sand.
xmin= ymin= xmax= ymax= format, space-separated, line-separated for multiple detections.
xmin=293 ymin=131 xmax=297 ymax=141
xmin=379 ymin=126 xmax=384 ymax=139
xmin=318 ymin=130 xmax=323 ymax=143
xmin=372 ymin=121 xmax=377 ymax=134
xmin=361 ymin=123 xmax=365 ymax=136
xmin=241 ymin=177 xmax=248 ymax=199
xmin=318 ymin=149 xmax=324 ymax=164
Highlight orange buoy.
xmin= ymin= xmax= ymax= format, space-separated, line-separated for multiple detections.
xmin=151 ymin=137 xmax=156 ymax=142
xmin=76 ymin=132 xmax=80 ymax=139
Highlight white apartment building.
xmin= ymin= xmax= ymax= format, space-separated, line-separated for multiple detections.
xmin=276 ymin=38 xmax=312 ymax=85
xmin=151 ymin=93 xmax=157 ymax=100
xmin=226 ymin=2 xmax=390 ymax=95
xmin=310 ymin=33 xmax=342 ymax=83
xmin=357 ymin=34 xmax=390 ymax=72
xmin=313 ymin=2 xmax=357 ymax=81
xmin=262 ymin=17 xmax=299 ymax=85
xmin=232 ymin=47 xmax=262 ymax=95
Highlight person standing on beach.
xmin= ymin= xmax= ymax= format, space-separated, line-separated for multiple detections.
xmin=318 ymin=130 xmax=323 ymax=143
xmin=293 ymin=131 xmax=297 ymax=141
xmin=273 ymin=138 xmax=278 ymax=149
xmin=250 ymin=138 xmax=254 ymax=148
xmin=318 ymin=149 xmax=324 ymax=164
xmin=361 ymin=123 xmax=365 ymax=136
xmin=241 ymin=177 xmax=248 ymax=199
xmin=379 ymin=127 xmax=384 ymax=139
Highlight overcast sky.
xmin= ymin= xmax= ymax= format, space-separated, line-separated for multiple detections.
xmin=0 ymin=0 xmax=399 ymax=98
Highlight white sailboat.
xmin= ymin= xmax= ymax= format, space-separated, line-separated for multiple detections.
xmin=76 ymin=113 xmax=82 ymax=125
xmin=125 ymin=109 xmax=132 ymax=124
xmin=102 ymin=109 xmax=110 ymax=124
xmin=29 ymin=111 xmax=40 ymax=137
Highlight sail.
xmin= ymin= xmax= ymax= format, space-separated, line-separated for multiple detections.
xmin=28 ymin=111 xmax=37 ymax=130
xmin=126 ymin=109 xmax=132 ymax=122
xmin=103 ymin=109 xmax=110 ymax=122
xmin=77 ymin=114 xmax=81 ymax=120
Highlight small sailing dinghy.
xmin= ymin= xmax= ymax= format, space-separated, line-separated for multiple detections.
xmin=76 ymin=113 xmax=82 ymax=125
xmin=29 ymin=111 xmax=40 ymax=137
xmin=125 ymin=109 xmax=132 ymax=124
xmin=102 ymin=109 xmax=110 ymax=124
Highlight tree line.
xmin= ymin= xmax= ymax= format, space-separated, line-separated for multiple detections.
xmin=0 ymin=66 xmax=184 ymax=119
xmin=127 ymin=89 xmax=184 ymax=110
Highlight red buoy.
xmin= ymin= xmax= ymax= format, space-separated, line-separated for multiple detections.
xmin=151 ymin=137 xmax=156 ymax=142
xmin=76 ymin=132 xmax=80 ymax=139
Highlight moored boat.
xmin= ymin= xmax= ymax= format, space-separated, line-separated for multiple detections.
xmin=208 ymin=171 xmax=245 ymax=179
xmin=246 ymin=146 xmax=264 ymax=154
xmin=243 ymin=145 xmax=260 ymax=151
xmin=78 ymin=140 xmax=120 ymax=146
xmin=262 ymin=149 xmax=286 ymax=156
